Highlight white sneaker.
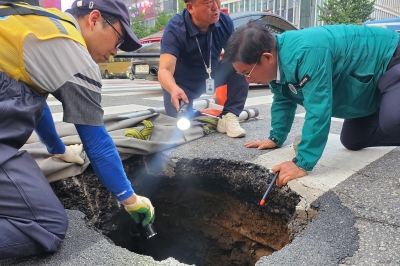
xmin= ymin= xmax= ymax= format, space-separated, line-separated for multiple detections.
xmin=217 ymin=113 xmax=246 ymax=138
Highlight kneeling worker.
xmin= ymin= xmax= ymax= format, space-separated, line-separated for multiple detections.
xmin=158 ymin=0 xmax=249 ymax=138
xmin=0 ymin=0 xmax=154 ymax=259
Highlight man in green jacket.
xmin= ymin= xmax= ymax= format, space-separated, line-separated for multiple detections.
xmin=223 ymin=22 xmax=400 ymax=187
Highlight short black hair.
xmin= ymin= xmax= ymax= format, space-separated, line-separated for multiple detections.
xmin=224 ymin=22 xmax=276 ymax=64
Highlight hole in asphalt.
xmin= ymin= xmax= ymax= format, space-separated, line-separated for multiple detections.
xmin=52 ymin=155 xmax=302 ymax=266
xmin=108 ymin=157 xmax=301 ymax=266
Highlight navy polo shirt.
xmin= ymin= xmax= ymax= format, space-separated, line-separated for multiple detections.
xmin=160 ymin=9 xmax=234 ymax=99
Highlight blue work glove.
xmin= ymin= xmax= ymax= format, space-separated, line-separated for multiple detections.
xmin=124 ymin=195 xmax=155 ymax=226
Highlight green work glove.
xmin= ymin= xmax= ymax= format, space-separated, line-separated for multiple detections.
xmin=124 ymin=195 xmax=155 ymax=226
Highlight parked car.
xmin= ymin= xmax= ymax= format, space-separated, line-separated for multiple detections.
xmin=126 ymin=66 xmax=134 ymax=80
xmin=126 ymin=42 xmax=161 ymax=81
xmin=124 ymin=11 xmax=298 ymax=82
xmin=98 ymin=51 xmax=134 ymax=79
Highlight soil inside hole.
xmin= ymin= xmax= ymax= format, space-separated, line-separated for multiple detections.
xmin=108 ymin=177 xmax=291 ymax=266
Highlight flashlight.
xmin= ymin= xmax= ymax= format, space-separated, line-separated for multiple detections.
xmin=139 ymin=213 xmax=157 ymax=239
xmin=143 ymin=223 xmax=157 ymax=239
xmin=176 ymin=101 xmax=191 ymax=130
xmin=260 ymin=171 xmax=279 ymax=206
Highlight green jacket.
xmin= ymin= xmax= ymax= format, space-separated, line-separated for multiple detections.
xmin=269 ymin=25 xmax=399 ymax=171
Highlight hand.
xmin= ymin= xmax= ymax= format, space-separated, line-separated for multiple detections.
xmin=54 ymin=144 xmax=84 ymax=164
xmin=124 ymin=194 xmax=155 ymax=226
xmin=272 ymin=161 xmax=307 ymax=187
xmin=171 ymin=87 xmax=189 ymax=111
xmin=244 ymin=139 xmax=277 ymax=150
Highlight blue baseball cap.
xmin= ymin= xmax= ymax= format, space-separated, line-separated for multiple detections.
xmin=70 ymin=0 xmax=142 ymax=52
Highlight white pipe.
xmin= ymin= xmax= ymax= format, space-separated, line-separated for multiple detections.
xmin=120 ymin=98 xmax=217 ymax=118
xmin=193 ymin=98 xmax=218 ymax=110
xmin=239 ymin=108 xmax=259 ymax=121
xmin=120 ymin=98 xmax=259 ymax=121
xmin=207 ymin=103 xmax=223 ymax=110
xmin=285 ymin=0 xmax=289 ymax=20
xmin=298 ymin=0 xmax=301 ymax=28
xmin=272 ymin=0 xmax=275 ymax=13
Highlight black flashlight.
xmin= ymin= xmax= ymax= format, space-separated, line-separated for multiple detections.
xmin=143 ymin=223 xmax=157 ymax=239
xmin=139 ymin=213 xmax=157 ymax=239
xmin=176 ymin=100 xmax=191 ymax=130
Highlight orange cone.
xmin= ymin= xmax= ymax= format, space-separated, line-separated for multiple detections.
xmin=201 ymin=84 xmax=227 ymax=117
xmin=215 ymin=84 xmax=227 ymax=106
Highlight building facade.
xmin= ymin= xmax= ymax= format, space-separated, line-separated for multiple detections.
xmin=123 ymin=0 xmax=179 ymax=27
xmin=221 ymin=0 xmax=400 ymax=28
xmin=30 ymin=0 xmax=399 ymax=28
xmin=371 ymin=0 xmax=400 ymax=20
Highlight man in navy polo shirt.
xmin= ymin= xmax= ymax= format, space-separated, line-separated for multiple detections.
xmin=158 ymin=0 xmax=249 ymax=138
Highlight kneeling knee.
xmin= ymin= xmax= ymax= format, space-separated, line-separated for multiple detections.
xmin=340 ymin=135 xmax=363 ymax=151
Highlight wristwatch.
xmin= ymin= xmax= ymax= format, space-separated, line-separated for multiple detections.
xmin=292 ymin=158 xmax=306 ymax=171
xmin=268 ymin=136 xmax=278 ymax=144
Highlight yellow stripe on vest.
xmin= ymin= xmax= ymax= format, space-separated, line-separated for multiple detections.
xmin=0 ymin=3 xmax=87 ymax=93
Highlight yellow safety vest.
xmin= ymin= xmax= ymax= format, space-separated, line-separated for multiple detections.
xmin=0 ymin=2 xmax=87 ymax=93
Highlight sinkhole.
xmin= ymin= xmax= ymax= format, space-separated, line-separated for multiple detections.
xmin=52 ymin=155 xmax=303 ymax=266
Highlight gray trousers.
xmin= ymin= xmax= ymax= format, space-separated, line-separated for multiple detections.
xmin=0 ymin=72 xmax=68 ymax=259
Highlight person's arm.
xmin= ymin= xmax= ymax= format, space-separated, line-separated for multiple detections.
xmin=158 ymin=53 xmax=188 ymax=110
xmin=269 ymin=85 xmax=298 ymax=147
xmin=159 ymin=28 xmax=189 ymax=110
xmin=273 ymin=48 xmax=333 ymax=186
xmin=35 ymin=103 xmax=84 ymax=164
xmin=75 ymin=124 xmax=133 ymax=200
xmin=244 ymin=82 xmax=297 ymax=150
xmin=35 ymin=103 xmax=65 ymax=155
xmin=244 ymin=84 xmax=297 ymax=150
xmin=75 ymin=124 xmax=154 ymax=226
xmin=291 ymin=48 xmax=333 ymax=171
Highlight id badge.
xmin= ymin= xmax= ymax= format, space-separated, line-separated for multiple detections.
xmin=205 ymin=78 xmax=215 ymax=95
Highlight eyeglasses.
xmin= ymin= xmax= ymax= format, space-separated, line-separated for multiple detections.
xmin=237 ymin=58 xmax=259 ymax=78
xmin=102 ymin=15 xmax=124 ymax=49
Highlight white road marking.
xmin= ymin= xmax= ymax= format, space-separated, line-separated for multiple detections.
xmin=244 ymin=95 xmax=273 ymax=107
xmin=143 ymin=96 xmax=164 ymax=101
xmin=295 ymin=112 xmax=344 ymax=122
xmin=102 ymin=91 xmax=161 ymax=97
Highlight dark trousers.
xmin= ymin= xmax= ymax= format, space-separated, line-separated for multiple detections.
xmin=0 ymin=73 xmax=68 ymax=259
xmin=341 ymin=41 xmax=400 ymax=150
xmin=163 ymin=60 xmax=249 ymax=117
